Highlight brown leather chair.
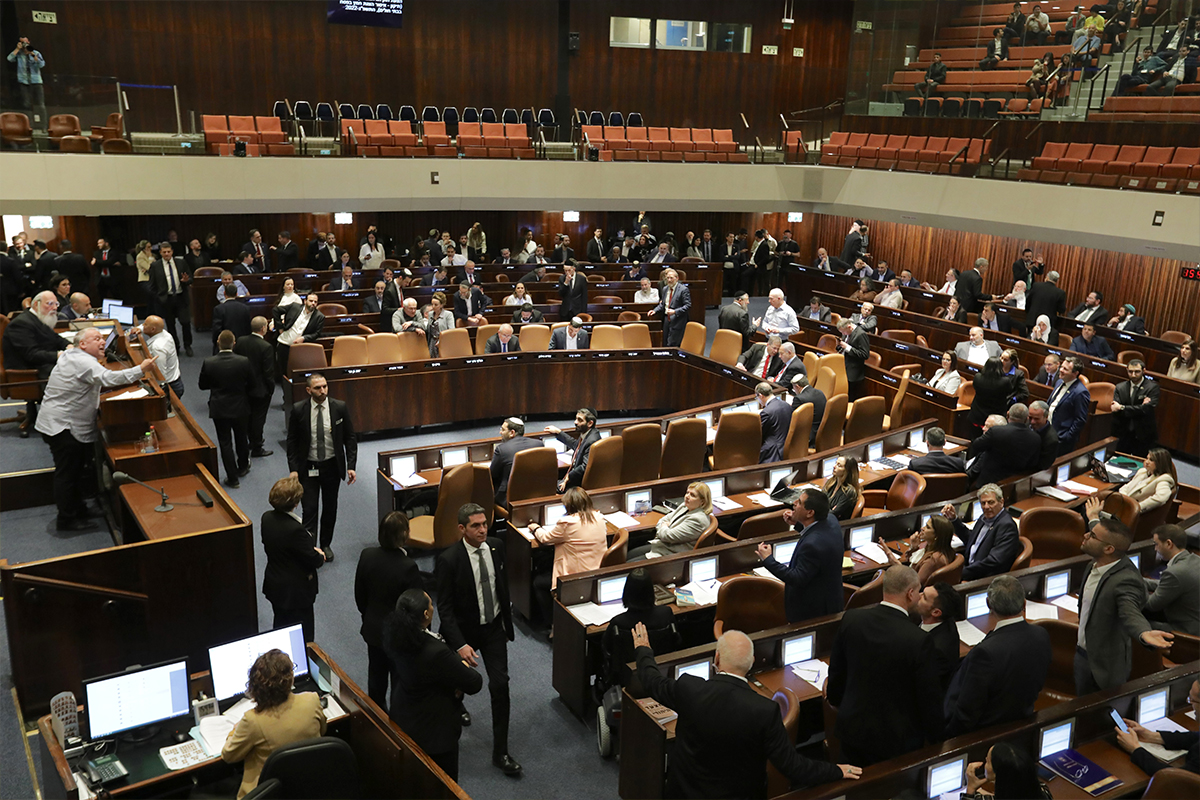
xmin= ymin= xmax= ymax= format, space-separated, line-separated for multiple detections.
xmin=920 ymin=473 xmax=969 ymax=504
xmin=474 ymin=323 xmax=500 ymax=354
xmin=956 ymin=381 xmax=975 ymax=410
xmin=89 ymin=112 xmax=123 ymax=145
xmin=860 ymin=470 xmax=926 ymax=516
xmin=506 ymin=447 xmax=559 ymax=505
xmin=678 ymin=321 xmax=707 ymax=355
xmin=660 ymin=417 xmax=707 ymax=478
xmin=924 ymin=553 xmax=964 ymax=586
xmin=1058 ymin=333 xmax=1072 ymax=349
xmin=843 ymin=570 xmax=884 ymax=610
xmin=48 ymin=113 xmax=81 ymax=146
xmin=619 ymin=423 xmax=661 ymax=484
xmin=1116 ymin=349 xmax=1144 ymax=365
xmin=1166 ymin=632 xmax=1199 ymax=667
xmin=816 ymin=333 xmax=839 ymax=352
xmin=581 ymin=435 xmax=623 ymax=491
xmin=621 ymin=323 xmax=652 ymax=349
xmin=592 ymin=295 xmax=623 ymax=303
xmin=1159 ymin=331 xmax=1190 ymax=345
xmin=802 ymin=350 xmax=819 ymax=380
xmin=766 ymin=687 xmax=802 ymax=798
xmin=812 ymin=393 xmax=848 ymax=453
xmin=709 ymin=411 xmax=761 ymax=470
xmin=285 ymin=342 xmax=328 ymax=388
xmin=1134 ymin=496 xmax=1174 ymax=541
xmin=693 ymin=515 xmax=731 ymax=550
xmin=1088 ymin=381 xmax=1116 ymax=414
xmin=1031 ymin=618 xmax=1078 ymax=701
xmin=865 ymin=351 xmax=882 ymax=369
xmin=736 ymin=509 xmax=789 ymax=540
xmin=812 ymin=365 xmax=836 ymax=398
xmin=409 ymin=463 xmax=472 ymax=550
xmin=1019 ymin=507 xmax=1086 ymax=565
xmin=590 ymin=325 xmax=624 ymax=350
xmin=317 ymin=302 xmax=348 ymax=316
xmin=1143 ymin=769 xmax=1200 ymax=799
xmin=365 ymin=333 xmax=403 ymax=364
xmin=843 ymin=395 xmax=885 ymax=444
xmin=330 ymin=335 xmax=368 ymax=367
xmin=1011 ymin=536 xmax=1034 ymax=572
xmin=472 ymin=465 xmax=497 ymax=526
xmin=891 ymin=363 xmax=922 ymax=378
xmin=617 ymin=310 xmax=641 ymax=322
xmin=709 ymin=329 xmax=742 ymax=366
xmin=851 ymin=494 xmax=866 ymax=519
xmin=58 ymin=135 xmax=91 ymax=153
xmin=396 ymin=332 xmax=429 ymax=362
xmin=712 ymin=575 xmax=787 ymax=638
xmin=193 ymin=266 xmax=224 ymax=278
xmin=816 ymin=353 xmax=848 ymax=397
xmin=1 ymin=111 xmax=34 ymax=147
xmin=883 ymin=370 xmax=910 ymax=431
xmin=576 ymin=313 xmax=593 ymax=323
xmin=1102 ymin=492 xmax=1140 ymax=531
xmin=880 ymin=329 xmax=916 ymax=343
xmin=518 ymin=323 xmax=552 ymax=352
xmin=438 ymin=327 xmax=473 ymax=358
xmin=782 ymin=403 xmax=813 ymax=461
xmin=600 ymin=529 xmax=630 ymax=567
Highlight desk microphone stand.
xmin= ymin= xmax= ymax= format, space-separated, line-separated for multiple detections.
xmin=112 ymin=471 xmax=173 ymax=512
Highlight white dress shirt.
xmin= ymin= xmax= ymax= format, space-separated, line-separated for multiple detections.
xmin=145 ymin=330 xmax=180 ymax=382
xmin=307 ymin=398 xmax=335 ymax=462
xmin=463 ymin=539 xmax=502 ymax=625
xmin=634 ymin=288 xmax=659 ymax=304
xmin=1048 ymin=377 xmax=1077 ymax=423
xmin=877 ymin=290 xmax=903 ymax=309
xmin=278 ymin=307 xmax=313 ymax=346
xmin=759 ymin=303 xmax=799 ymax=336
xmin=34 ymin=349 xmax=144 ymax=443
xmin=967 ymin=343 xmax=990 ymax=365
xmin=1078 ymin=559 xmax=1120 ymax=649
xmin=564 ymin=331 xmax=581 ymax=350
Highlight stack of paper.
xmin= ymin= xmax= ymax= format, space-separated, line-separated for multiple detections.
xmin=1139 ymin=720 xmax=1189 ymax=762
xmin=556 ymin=452 xmax=572 ymax=467
xmin=853 ymin=542 xmax=891 ymax=565
xmin=754 ymin=566 xmax=782 ymax=583
xmin=1059 ymin=479 xmax=1098 ymax=495
xmin=909 ymin=440 xmax=929 ymax=454
xmin=1106 ymin=464 xmax=1133 ymax=480
xmin=1052 ymin=595 xmax=1080 ymax=614
xmin=603 ymin=511 xmax=640 ymax=529
xmin=396 ymin=473 xmax=427 ymax=487
xmin=197 ymin=714 xmax=235 ymax=755
xmin=791 ymin=659 xmax=829 ymax=689
xmin=565 ymin=602 xmax=626 ymax=627
xmin=712 ymin=496 xmax=742 ymax=511
xmin=322 ymin=695 xmax=346 ymax=720
xmin=513 ymin=526 xmax=535 ymax=542
xmin=747 ymin=493 xmax=783 ymax=507
xmin=110 ymin=387 xmax=150 ymax=400
xmin=1023 ymin=600 xmax=1062 ymax=621
xmin=956 ymin=620 xmax=987 ymax=646
xmin=680 ymin=579 xmax=721 ymax=606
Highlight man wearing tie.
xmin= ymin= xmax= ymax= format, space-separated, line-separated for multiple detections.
xmin=435 ymin=504 xmax=523 ymax=777
xmin=484 ymin=324 xmax=520 ymax=354
xmin=91 ymin=237 xmax=120 ymax=300
xmin=585 ymin=229 xmax=606 ymax=263
xmin=457 ymin=260 xmax=480 ymax=286
xmin=696 ymin=229 xmax=715 ymax=262
xmin=647 ymin=268 xmax=690 ymax=347
xmin=1047 ymin=356 xmax=1091 ymax=454
xmin=492 ymin=248 xmax=514 ymax=266
xmin=242 ymin=228 xmax=271 ymax=272
xmin=453 ymin=280 xmax=489 ymax=326
xmin=287 ymin=373 xmax=357 ymax=562
xmin=270 ymin=230 xmax=298 ymax=272
xmin=557 ymin=263 xmax=588 ymax=319
xmin=546 ymin=408 xmax=601 ymax=492
xmin=148 ymin=242 xmax=194 ymax=356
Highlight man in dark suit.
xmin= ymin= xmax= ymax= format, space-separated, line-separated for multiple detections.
xmin=1111 ymin=360 xmax=1159 ymax=456
xmin=799 ymin=296 xmax=832 ymax=323
xmin=917 ymin=582 xmax=962 ymax=693
xmin=519 ymin=264 xmax=547 ymax=284
xmin=363 ymin=280 xmax=386 ymax=315
xmin=1070 ymin=323 xmax=1115 ymax=360
xmin=1047 ymin=356 xmax=1091 ymax=453
xmin=908 ymin=427 xmax=966 ymax=475
xmin=452 ymin=281 xmax=490 ymax=326
xmin=423 ymin=265 xmax=451 ymax=287
xmin=955 ymin=257 xmax=993 ymax=314
xmin=767 ymin=342 xmax=805 ymax=386
xmin=1068 ymin=289 xmax=1109 ymax=326
xmin=1108 ymin=304 xmax=1147 ymax=335
xmin=211 ymin=295 xmax=253 ymax=355
xmin=944 ymin=575 xmax=1051 ymax=736
xmin=1024 ymin=270 xmax=1067 ymax=333
xmin=755 ymin=382 xmax=790 ymax=463
xmin=457 ymin=261 xmax=482 ymax=287
xmin=647 ymin=267 xmax=690 ymax=347
xmin=511 ymin=303 xmax=544 ymax=325
xmin=261 ymin=477 xmax=326 ymax=645
xmin=1033 ymin=353 xmax=1062 ymax=387
xmin=915 ymin=52 xmax=949 ymax=96
xmin=483 ymin=324 xmax=520 ymax=355
xmin=557 ymin=263 xmax=588 ymax=319
xmin=307 ymin=231 xmax=328 ymax=265
xmin=978 ymin=303 xmax=1013 ymax=334
xmin=270 ymin=230 xmax=298 ymax=272
xmin=355 ymin=517 xmax=422 ymax=708
xmin=198 ymin=330 xmax=254 ymax=488
xmin=737 ymin=335 xmax=783 ymax=380
xmin=546 ymin=408 xmax=600 ymax=492
xmin=242 ymin=229 xmax=270 ymax=272
xmin=633 ymin=624 xmax=855 ymax=798
xmin=1 ymin=291 xmax=69 ymax=432
xmin=490 ymin=418 xmax=540 ymax=506
xmin=148 ymin=242 xmax=194 ymax=356
xmin=718 ymin=232 xmax=743 ymax=293
xmin=230 ymin=250 xmax=258 ymax=277
xmin=91 ymin=237 xmax=121 ymax=300
xmin=1011 ymin=249 xmax=1044 ymax=287
xmin=286 ymin=372 xmax=357 ymax=561
xmin=646 ymin=241 xmax=677 ymax=266
xmin=381 ymin=269 xmax=410 ymax=329
xmin=694 ymin=229 xmax=716 ymax=263
xmin=314 ymin=233 xmax=345 ymax=269
xmin=836 ymin=318 xmax=871 ymax=400
xmin=790 ymin=374 xmax=826 ymax=447
xmin=717 ymin=293 xmax=753 ymax=351
xmin=1028 ymin=401 xmax=1059 ymax=470
xmin=585 ymin=229 xmax=606 ymax=263
xmin=53 ymin=240 xmax=88 ymax=296
xmin=492 ymin=248 xmax=515 ymax=266
xmin=966 ymin=403 xmax=1040 ymax=487
xmin=32 ymin=240 xmax=57 ymax=290
xmin=979 ymin=28 xmax=1011 ymax=68
xmin=329 ymin=265 xmax=358 ymax=292
xmin=551 ymin=236 xmax=575 ymax=265
xmin=757 ymin=488 xmax=845 ymax=622
xmin=827 ymin=565 xmax=944 ymax=766
xmin=945 ymin=483 xmax=1020 ymax=581
xmin=435 ymin=504 xmax=522 ymax=776
xmin=233 ymin=316 xmax=275 ymax=458
xmin=838 ymin=220 xmax=867 ymax=268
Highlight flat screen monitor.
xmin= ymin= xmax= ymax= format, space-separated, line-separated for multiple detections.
xmin=599 ymin=429 xmax=611 ymax=439
xmin=849 ymin=525 xmax=874 ymax=549
xmin=970 ymin=501 xmax=983 ymax=521
xmin=389 ymin=454 xmax=417 ymax=478
xmin=327 ymin=0 xmax=404 ymax=29
xmin=598 ymin=574 xmax=627 ymax=605
xmin=774 ymin=539 xmax=798 ymax=564
xmin=769 ymin=467 xmax=792 ymax=489
xmin=1056 ymin=464 xmax=1071 ymax=485
xmin=626 ymin=489 xmax=652 ymax=516
xmin=104 ymin=328 xmax=118 ymax=352
xmin=1138 ymin=688 xmax=1169 ymax=725
xmin=544 ymin=503 xmax=567 ymax=528
xmin=84 ymin=659 xmax=190 ymax=740
xmin=781 ymin=633 xmax=815 ymax=666
xmin=688 ymin=556 xmax=717 ymax=585
xmin=1096 ymin=447 xmax=1108 ymax=462
xmin=1039 ymin=720 xmax=1074 ymax=759
xmin=909 ymin=429 xmax=925 ymax=449
xmin=1129 ymin=552 xmax=1141 ymax=573
xmin=696 ymin=411 xmax=713 ymax=428
xmin=926 ymin=755 xmax=967 ymax=799
xmin=108 ymin=303 xmax=134 ymax=326
xmin=965 ymin=591 xmax=989 ymax=619
xmin=822 ymin=456 xmax=838 ymax=479
xmin=920 ymin=513 xmax=933 ymax=531
xmin=867 ymin=441 xmax=884 ymax=463
xmin=1044 ymin=570 xmax=1071 ymax=600
xmin=703 ymin=477 xmax=725 ymax=499
xmin=675 ymin=660 xmax=711 ymax=681
xmin=441 ymin=447 xmax=469 ymax=468
xmin=101 ymin=299 xmax=120 ymax=316
xmin=208 ymin=625 xmax=309 ymax=702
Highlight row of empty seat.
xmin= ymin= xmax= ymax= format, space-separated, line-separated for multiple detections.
xmin=582 ymin=126 xmax=738 ymax=153
xmin=1017 ymin=142 xmax=1200 ymax=191
xmin=820 ymin=133 xmax=991 ymax=174
xmin=275 ymin=102 xmax=570 ymax=140
xmin=906 ymin=44 xmax=1073 ymax=73
xmin=903 ymin=95 xmax=1047 ymax=118
xmin=1 ymin=111 xmax=130 ymax=153
xmin=202 ymin=115 xmax=288 ymax=149
xmin=1091 ymin=95 xmax=1200 ymax=122
xmin=340 ymin=119 xmax=536 ymax=159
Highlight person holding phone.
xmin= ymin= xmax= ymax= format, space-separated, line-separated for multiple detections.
xmin=1114 ymin=678 xmax=1200 ymax=776
xmin=962 ymin=743 xmax=1052 ymax=799
xmin=7 ymin=37 xmax=46 ymax=129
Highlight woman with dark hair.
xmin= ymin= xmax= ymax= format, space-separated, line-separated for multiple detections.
xmin=1104 ymin=0 xmax=1131 ymax=51
xmin=384 ymin=588 xmax=482 ymax=781
xmin=963 ymin=742 xmax=1052 ymax=799
xmin=601 ymin=569 xmax=680 ymax=687
xmin=887 ymin=515 xmax=956 ymax=585
xmin=823 ymin=456 xmax=863 ymax=520
xmin=354 ymin=511 xmax=422 ymax=708
xmin=941 ymin=295 xmax=967 ymax=323
xmin=1000 ymin=348 xmax=1030 ymax=405
xmin=202 ymin=232 xmax=222 ymax=261
xmin=930 ymin=350 xmax=963 ymax=394
xmin=968 ymin=357 xmax=1015 ymax=439
xmin=1119 ymin=447 xmax=1178 ymax=512
xmin=49 ymin=274 xmax=70 ymax=303
xmin=221 ymin=649 xmax=326 ymax=799
xmin=261 ymin=476 xmax=326 ymax=644
xmin=1026 ymin=52 xmax=1054 ymax=99
xmin=1167 ymin=338 xmax=1199 ymax=384
xmin=1048 ymin=53 xmax=1074 ymax=107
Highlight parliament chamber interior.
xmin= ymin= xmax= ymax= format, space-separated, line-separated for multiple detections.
xmin=1 ymin=1 xmax=1199 ymax=799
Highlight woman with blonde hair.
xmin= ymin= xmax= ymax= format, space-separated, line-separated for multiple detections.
xmin=823 ymin=456 xmax=862 ymax=520
xmin=504 ymin=282 xmax=529 ymax=307
xmin=629 ymin=481 xmax=713 ymax=559
xmin=528 ymin=486 xmax=608 ymax=625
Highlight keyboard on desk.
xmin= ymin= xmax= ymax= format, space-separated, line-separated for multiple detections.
xmin=877 ymin=456 xmax=907 ymax=471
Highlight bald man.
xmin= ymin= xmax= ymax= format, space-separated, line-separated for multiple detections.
xmin=633 ymin=624 xmax=858 ymax=797
xmin=58 ymin=292 xmax=93 ymax=321
xmin=484 ymin=323 xmax=520 ymax=354
xmin=137 ymin=315 xmax=184 ymax=398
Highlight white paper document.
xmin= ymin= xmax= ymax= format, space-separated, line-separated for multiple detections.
xmin=1022 ymin=601 xmax=1062 ymax=621
xmin=1059 ymin=479 xmax=1097 ymax=495
xmin=109 ymin=387 xmax=150 ymax=400
xmin=396 ymin=473 xmax=427 ymax=487
xmin=747 ymin=492 xmax=784 ymax=507
xmin=956 ymin=620 xmax=987 ymax=646
xmin=853 ymin=542 xmax=891 ymax=565
xmin=603 ymin=511 xmax=641 ymax=529
xmin=790 ymin=659 xmax=829 ymax=689
xmin=513 ymin=526 xmax=535 ymax=542
xmin=1051 ymin=594 xmax=1080 ymax=614
xmin=565 ymin=601 xmax=625 ymax=627
xmin=322 ymin=695 xmax=346 ymax=720
xmin=753 ymin=566 xmax=782 ymax=583
xmin=1141 ymin=742 xmax=1189 ymax=762
xmin=1144 ymin=717 xmax=1188 ymax=734
xmin=909 ymin=441 xmax=929 ymax=453
xmin=712 ymin=496 xmax=742 ymax=511
xmin=680 ymin=579 xmax=721 ymax=606
xmin=197 ymin=714 xmax=235 ymax=755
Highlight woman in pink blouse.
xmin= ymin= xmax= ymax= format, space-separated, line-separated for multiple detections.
xmin=528 ymin=486 xmax=608 ymax=627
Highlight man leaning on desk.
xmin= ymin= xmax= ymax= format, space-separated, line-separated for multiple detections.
xmin=632 ymin=624 xmax=860 ymax=799
xmin=755 ymin=488 xmax=844 ymax=623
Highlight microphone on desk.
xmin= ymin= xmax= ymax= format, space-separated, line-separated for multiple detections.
xmin=112 ymin=471 xmax=173 ymax=513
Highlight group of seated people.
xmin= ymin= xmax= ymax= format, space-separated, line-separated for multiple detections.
xmin=1113 ymin=17 xmax=1198 ymax=95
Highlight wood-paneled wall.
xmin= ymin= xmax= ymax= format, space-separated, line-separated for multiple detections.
xmin=11 ymin=0 xmax=852 ymax=144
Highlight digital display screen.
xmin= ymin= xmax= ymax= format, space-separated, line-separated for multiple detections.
xmin=1044 ymin=570 xmax=1070 ymax=600
xmin=598 ymin=574 xmax=627 ymax=604
xmin=675 ymin=660 xmax=711 ymax=680
xmin=108 ymin=303 xmax=134 ymax=326
xmin=208 ymin=625 xmax=309 ymax=702
xmin=1180 ymin=265 xmax=1200 ymax=281
xmin=782 ymin=634 xmax=814 ymax=666
xmin=689 ymin=556 xmax=717 ymax=584
xmin=389 ymin=454 xmax=416 ymax=477
xmin=599 ymin=429 xmax=612 ymax=439
xmin=626 ymin=489 xmax=652 ymax=516
xmin=822 ymin=457 xmax=838 ymax=478
xmin=1129 ymin=552 xmax=1141 ymax=573
xmin=1040 ymin=720 xmax=1073 ymax=758
xmin=971 ymin=501 xmax=982 ymax=520
xmin=774 ymin=540 xmax=798 ymax=564
xmin=769 ymin=467 xmax=792 ymax=488
xmin=849 ymin=526 xmax=873 ymax=549
xmin=1056 ymin=464 xmax=1071 ymax=485
xmin=697 ymin=411 xmax=713 ymax=428
xmin=704 ymin=478 xmax=725 ymax=499
xmin=327 ymin=0 xmax=404 ymax=28
xmin=868 ymin=442 xmax=884 ymax=462
xmin=441 ymin=447 xmax=468 ymax=467
xmin=1138 ymin=688 xmax=1168 ymax=725
xmin=909 ymin=429 xmax=925 ymax=448
xmin=544 ymin=504 xmax=567 ymax=528
xmin=966 ymin=591 xmax=989 ymax=618
xmin=927 ymin=756 xmax=966 ymax=799
xmin=84 ymin=660 xmax=190 ymax=739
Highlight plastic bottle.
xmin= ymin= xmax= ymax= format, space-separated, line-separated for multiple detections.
xmin=149 ymin=425 xmax=160 ymax=453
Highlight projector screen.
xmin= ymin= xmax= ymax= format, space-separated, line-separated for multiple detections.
xmin=327 ymin=0 xmax=404 ymax=29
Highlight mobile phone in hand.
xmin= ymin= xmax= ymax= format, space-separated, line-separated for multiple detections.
xmin=1109 ymin=708 xmax=1129 ymax=733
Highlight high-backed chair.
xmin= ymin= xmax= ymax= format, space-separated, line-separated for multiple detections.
xmin=843 ymin=396 xmax=885 ymax=444
xmin=843 ymin=570 xmax=884 ymax=610
xmin=601 ymin=529 xmax=630 ymax=568
xmin=285 ymin=342 xmax=327 ymax=386
xmin=622 ymin=323 xmax=652 ymax=349
xmin=617 ymin=310 xmax=641 ymax=322
xmin=709 ymin=411 xmax=761 ymax=470
xmin=396 ymin=332 xmax=428 ymax=362
xmin=812 ymin=365 xmax=836 ymax=397
xmin=1019 ymin=507 xmax=1086 ymax=565
xmin=709 ymin=329 xmax=743 ymax=366
xmin=1159 ymin=331 xmax=1190 ymax=345
xmin=619 ymin=423 xmax=661 ymax=484
xmin=736 ymin=509 xmax=789 ymax=540
xmin=880 ymin=329 xmax=916 ymax=343
xmin=256 ymin=736 xmax=361 ymax=800
xmin=317 ymin=303 xmax=348 ymax=317
xmin=472 ymin=465 xmax=497 ymax=525
xmin=883 ymin=370 xmax=910 ymax=430
xmin=766 ymin=687 xmax=802 ymax=798
xmin=1029 ymin=617 xmax=1079 ymax=701
xmin=438 ymin=327 xmax=472 ymax=358
xmin=694 ymin=515 xmax=732 ymax=550
xmin=782 ymin=403 xmax=813 ymax=462
xmin=1144 ymin=769 xmax=1200 ymax=799
xmin=330 ymin=335 xmax=368 ymax=367
xmin=816 ymin=334 xmax=839 ymax=352
xmin=590 ymin=325 xmax=624 ymax=350
xmin=1011 ymin=536 xmax=1034 ymax=572
xmin=812 ymin=393 xmax=848 ymax=453
xmin=924 ymin=553 xmax=964 ymax=586
xmin=1134 ymin=495 xmax=1174 ymax=541
xmin=803 ymin=351 xmax=819 ymax=380
xmin=1116 ymin=350 xmax=1144 ymax=365
xmin=507 ymin=448 xmax=559 ymax=505
xmin=678 ymin=321 xmax=707 ymax=355
xmin=860 ymin=470 xmax=926 ymax=516
xmin=712 ymin=575 xmax=786 ymax=638
xmin=1102 ymin=492 xmax=1140 ymax=531
xmin=581 ymin=435 xmax=624 ymax=491
xmin=0 ymin=316 xmax=42 ymax=425
xmin=519 ymin=323 xmax=552 ymax=352
xmin=816 ymin=354 xmax=848 ymax=398
xmin=1 ymin=112 xmax=34 ymax=147
xmin=660 ymin=417 xmax=707 ymax=478
xmin=409 ymin=463 xmax=473 ymax=550
xmin=474 ymin=323 xmax=500 ymax=354
xmin=48 ymin=113 xmax=82 ymax=146
xmin=920 ymin=473 xmax=969 ymax=504
xmin=364 ymin=333 xmax=403 ymax=364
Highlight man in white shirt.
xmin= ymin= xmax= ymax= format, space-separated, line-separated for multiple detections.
xmin=276 ymin=293 xmax=323 ymax=377
xmin=754 ymin=289 xmax=799 ymax=336
xmin=1023 ymin=5 xmax=1050 ymax=46
xmin=634 ymin=277 xmax=659 ymax=305
xmin=216 ymin=271 xmax=249 ymax=303
xmin=814 ymin=247 xmax=832 ymax=272
xmin=35 ymin=327 xmax=155 ymax=530
xmin=1005 ymin=280 xmax=1027 ymax=310
xmin=1145 ymin=45 xmax=1191 ymax=96
xmin=137 ymin=315 xmax=184 ymax=398
xmin=648 ymin=242 xmax=674 ymax=264
xmin=875 ymin=280 xmax=904 ymax=310
xmin=441 ymin=244 xmax=467 ymax=268
xmin=955 ymin=326 xmax=1002 ymax=365
xmin=549 ymin=317 xmax=589 ymax=350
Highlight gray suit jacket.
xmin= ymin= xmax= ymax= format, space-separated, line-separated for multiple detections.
xmin=1145 ymin=551 xmax=1200 ymax=636
xmin=954 ymin=339 xmax=1002 ymax=363
xmin=1082 ymin=558 xmax=1152 ymax=690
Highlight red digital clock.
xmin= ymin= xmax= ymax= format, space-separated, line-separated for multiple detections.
xmin=1182 ymin=265 xmax=1200 ymax=281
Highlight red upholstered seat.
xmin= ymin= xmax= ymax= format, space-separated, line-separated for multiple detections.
xmin=1105 ymin=145 xmax=1146 ymax=175
xmin=899 ymin=136 xmax=926 ymax=162
xmin=648 ymin=127 xmax=671 ymax=151
xmin=670 ymin=127 xmax=694 ymax=151
xmin=504 ymin=122 xmax=530 ymax=148
xmin=255 ymin=116 xmax=287 ymax=144
xmin=389 ymin=120 xmax=418 ymax=146
xmin=365 ymin=118 xmax=393 ymax=145
xmin=821 ymin=131 xmax=849 ymax=165
xmin=1162 ymin=147 xmax=1199 ymax=178
xmin=919 ymin=136 xmax=950 ymax=163
xmin=713 ymin=129 xmax=737 ymax=153
xmin=457 ymin=122 xmax=484 ymax=147
xmin=877 ymin=134 xmax=907 ymax=164
xmin=691 ymin=128 xmax=715 ymax=152
xmin=1133 ymin=147 xmax=1174 ymax=176
xmin=1055 ymin=142 xmax=1094 ymax=172
xmin=1081 ymin=143 xmax=1120 ymax=173
xmin=603 ymin=125 xmax=627 ymax=149
xmin=482 ymin=122 xmax=507 ymax=147
xmin=423 ymin=120 xmax=451 ymax=147
xmin=1031 ymin=141 xmax=1067 ymax=170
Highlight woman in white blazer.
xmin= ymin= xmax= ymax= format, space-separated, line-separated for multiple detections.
xmin=1119 ymin=448 xmax=1177 ymax=512
xmin=929 ymin=350 xmax=963 ymax=395
xmin=628 ymin=482 xmax=714 ymax=560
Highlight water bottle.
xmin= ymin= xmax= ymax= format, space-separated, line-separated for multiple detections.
xmin=149 ymin=425 xmax=160 ymax=453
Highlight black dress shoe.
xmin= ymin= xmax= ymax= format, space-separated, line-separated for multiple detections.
xmin=251 ymin=448 xmax=274 ymax=458
xmin=223 ymin=478 xmax=240 ymax=489
xmin=185 ymin=346 xmax=194 ymax=357
xmin=461 ymin=709 xmax=472 ymax=727
xmin=492 ymin=754 xmax=522 ymax=776
xmin=237 ymin=465 xmax=251 ymax=477
xmin=322 ymin=546 xmax=334 ymax=562
xmin=56 ymin=517 xmax=96 ymax=532
xmin=19 ymin=428 xmax=29 ymax=439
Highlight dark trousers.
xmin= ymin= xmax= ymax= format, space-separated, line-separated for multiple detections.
xmin=663 ymin=319 xmax=687 ymax=348
xmin=366 ymin=643 xmax=391 ymax=709
xmin=300 ymin=458 xmax=341 ymax=547
xmin=427 ymin=748 xmax=459 ymax=782
xmin=848 ymin=378 xmax=867 ymax=402
xmin=277 ymin=342 xmax=291 ymax=384
xmin=247 ymin=393 xmax=272 ymax=450
xmin=272 ymin=602 xmax=315 ymax=646
xmin=167 ymin=378 xmax=185 ymax=399
xmin=1074 ymin=646 xmax=1103 ymax=696
xmin=159 ymin=292 xmax=193 ymax=348
xmin=43 ymin=430 xmax=90 ymax=519
xmin=19 ymin=82 xmax=46 ymax=128
xmin=213 ymin=417 xmax=249 ymax=481
xmin=462 ymin=619 xmax=511 ymax=758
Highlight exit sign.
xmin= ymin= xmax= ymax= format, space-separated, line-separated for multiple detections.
xmin=856 ymin=20 xmax=873 ymax=30
xmin=32 ymin=10 xmax=57 ymax=23
xmin=762 ymin=45 xmax=778 ymax=55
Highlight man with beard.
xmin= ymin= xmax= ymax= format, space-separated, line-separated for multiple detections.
xmin=544 ymin=408 xmax=601 ymax=492
xmin=2 ymin=290 xmax=69 ymax=435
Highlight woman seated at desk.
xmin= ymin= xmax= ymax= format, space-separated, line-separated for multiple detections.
xmin=929 ymin=350 xmax=963 ymax=395
xmin=503 ymin=282 xmax=529 ymax=307
xmin=1115 ymin=678 xmax=1200 ymax=776
xmin=962 ymin=742 xmax=1053 ymax=799
xmin=601 ymin=569 xmax=680 ymax=688
xmin=527 ymin=487 xmax=608 ymax=627
xmin=628 ymin=482 xmax=713 ymax=559
xmin=1118 ymin=447 xmax=1177 ymax=512
xmin=1027 ymin=314 xmax=1056 ymax=345
xmin=221 ymin=649 xmax=326 ymax=799
xmin=823 ymin=456 xmax=862 ymax=521
xmin=886 ymin=515 xmax=956 ymax=586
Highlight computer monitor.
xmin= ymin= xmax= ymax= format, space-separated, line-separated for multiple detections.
xmin=781 ymin=633 xmax=815 ymax=667
xmin=599 ymin=429 xmax=611 ymax=439
xmin=849 ymin=525 xmax=874 ymax=550
xmin=1096 ymin=447 xmax=1108 ymax=463
xmin=626 ymin=489 xmax=652 ymax=516
xmin=822 ymin=456 xmax=838 ymax=479
xmin=675 ymin=659 xmax=711 ymax=680
xmin=867 ymin=441 xmax=884 ymax=463
xmin=103 ymin=328 xmax=118 ymax=353
xmin=696 ymin=411 xmax=713 ymax=428
xmin=1044 ymin=570 xmax=1070 ymax=600
xmin=1129 ymin=552 xmax=1141 ymax=573
xmin=1137 ymin=688 xmax=1169 ymax=725
xmin=597 ymin=574 xmax=627 ymax=605
xmin=919 ymin=514 xmax=933 ymax=531
xmin=688 ymin=556 xmax=717 ymax=585
xmin=704 ymin=477 xmax=725 ymax=499
xmin=965 ymin=591 xmax=989 ymax=619
xmin=1056 ymin=464 xmax=1071 ymax=485
xmin=1039 ymin=720 xmax=1074 ymax=759
xmin=389 ymin=454 xmax=417 ymax=478
xmin=926 ymin=755 xmax=967 ymax=799
xmin=84 ymin=658 xmax=191 ymax=740
xmin=108 ymin=303 xmax=134 ymax=326
xmin=769 ymin=467 xmax=792 ymax=490
xmin=208 ymin=625 xmax=309 ymax=702
xmin=441 ymin=447 xmax=468 ymax=468
xmin=101 ymin=298 xmax=120 ymax=317
xmin=544 ymin=503 xmax=567 ymax=528
xmin=774 ymin=539 xmax=798 ymax=564
xmin=909 ymin=429 xmax=925 ymax=449
xmin=970 ymin=501 xmax=983 ymax=521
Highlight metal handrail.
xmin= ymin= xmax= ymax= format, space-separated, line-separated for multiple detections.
xmin=754 ymin=136 xmax=764 ymax=165
xmin=347 ymin=124 xmax=359 ymax=156
xmin=297 ymin=123 xmax=307 ymax=157
xmin=740 ymin=112 xmax=750 ymax=130
xmin=1118 ymin=36 xmax=1143 ymax=77
xmin=1023 ymin=121 xmax=1044 ymax=140
xmin=989 ymin=146 xmax=1012 ymax=179
xmin=539 ymin=129 xmax=547 ymax=160
xmin=1087 ymin=63 xmax=1111 ymax=116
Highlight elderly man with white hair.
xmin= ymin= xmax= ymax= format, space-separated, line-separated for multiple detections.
xmin=849 ymin=301 xmax=877 ymax=333
xmin=1 ymin=290 xmax=70 ymax=436
xmin=768 ymin=341 xmax=805 ymax=386
xmin=753 ymin=288 xmax=798 ymax=336
xmin=632 ymin=623 xmax=859 ymax=797
xmin=942 ymin=483 xmax=1021 ymax=581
